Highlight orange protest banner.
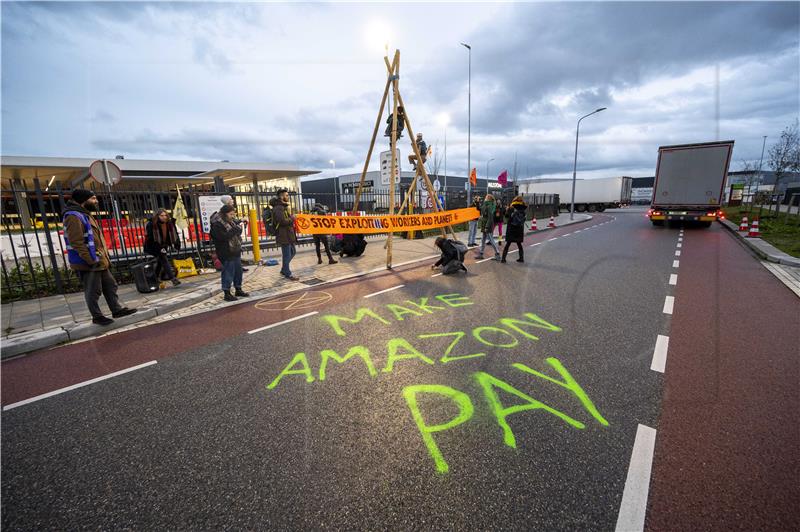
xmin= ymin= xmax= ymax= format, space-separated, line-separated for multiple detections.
xmin=295 ymin=208 xmax=480 ymax=235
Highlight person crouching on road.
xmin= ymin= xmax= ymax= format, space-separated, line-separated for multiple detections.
xmin=144 ymin=208 xmax=181 ymax=287
xmin=432 ymin=236 xmax=467 ymax=274
xmin=63 ymin=188 xmax=137 ymax=326
xmin=501 ymin=196 xmax=527 ymax=263
xmin=475 ymin=194 xmax=501 ymax=260
xmin=211 ymin=204 xmax=250 ymax=301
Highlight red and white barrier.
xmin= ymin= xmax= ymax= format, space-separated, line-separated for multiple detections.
xmin=747 ymin=219 xmax=760 ymax=238
xmin=548 ymin=216 xmax=556 ymax=229
xmin=738 ymin=216 xmax=748 ymax=232
xmin=530 ymin=217 xmax=538 ymax=231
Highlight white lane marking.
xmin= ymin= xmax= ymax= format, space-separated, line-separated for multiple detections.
xmin=678 ymin=237 xmax=683 ymax=242
xmin=248 ymin=311 xmax=318 ymax=334
xmin=669 ymin=273 xmax=677 ymax=286
xmin=364 ymin=284 xmax=405 ymax=299
xmin=676 ymin=243 xmax=682 ymax=248
xmin=431 ymin=272 xmax=443 ymax=277
xmin=476 ymin=256 xmax=496 ymax=263
xmin=674 ymin=250 xmax=681 ymax=256
xmin=529 ymin=242 xmax=542 ymax=247
xmin=672 ymin=260 xmax=679 ymax=268
xmin=663 ymin=295 xmax=675 ymax=314
xmin=651 ymin=335 xmax=669 ymax=373
xmin=548 ymin=237 xmax=559 ymax=241
xmin=2 ymin=361 xmax=158 ymax=412
xmin=615 ymin=424 xmax=658 ymax=532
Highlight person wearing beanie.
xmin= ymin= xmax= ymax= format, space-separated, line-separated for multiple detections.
xmin=62 ymin=188 xmax=137 ymax=326
xmin=210 ymin=203 xmax=249 ymax=301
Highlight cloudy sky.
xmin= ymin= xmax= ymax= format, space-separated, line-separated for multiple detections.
xmin=2 ymin=1 xmax=798 ymax=181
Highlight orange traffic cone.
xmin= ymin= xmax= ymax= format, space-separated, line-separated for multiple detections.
xmin=530 ymin=217 xmax=538 ymax=231
xmin=548 ymin=216 xmax=556 ymax=228
xmin=738 ymin=216 xmax=748 ymax=232
xmin=747 ymin=219 xmax=760 ymax=238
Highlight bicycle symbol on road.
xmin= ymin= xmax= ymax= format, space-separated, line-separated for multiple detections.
xmin=254 ymin=291 xmax=333 ymax=311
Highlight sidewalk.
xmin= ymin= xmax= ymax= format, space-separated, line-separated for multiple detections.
xmin=1 ymin=213 xmax=590 ymax=358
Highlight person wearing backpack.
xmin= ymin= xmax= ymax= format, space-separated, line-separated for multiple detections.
xmin=501 ymin=196 xmax=527 ymax=263
xmin=432 ymin=236 xmax=468 ymax=274
xmin=475 ymin=194 xmax=501 ymax=260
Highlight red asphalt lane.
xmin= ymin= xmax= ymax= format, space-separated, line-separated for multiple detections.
xmin=646 ymin=225 xmax=800 ymax=530
xmin=1 ymin=215 xmax=606 ymax=407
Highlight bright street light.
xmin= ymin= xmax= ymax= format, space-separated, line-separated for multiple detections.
xmin=570 ymin=107 xmax=607 ymax=220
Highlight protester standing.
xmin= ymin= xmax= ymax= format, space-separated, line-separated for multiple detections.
xmin=467 ymin=195 xmax=482 ymax=246
xmin=63 ymin=189 xmax=137 ymax=325
xmin=273 ymin=189 xmax=299 ymax=281
xmin=475 ymin=194 xmax=501 ymax=260
xmin=210 ymin=204 xmax=249 ymax=301
xmin=494 ymin=200 xmax=506 ymax=241
xmin=501 ymin=196 xmax=527 ymax=263
xmin=311 ymin=204 xmax=338 ymax=265
xmin=144 ymin=208 xmax=181 ymax=286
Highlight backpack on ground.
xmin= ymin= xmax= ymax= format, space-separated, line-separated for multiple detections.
xmin=451 ymin=240 xmax=468 ymax=262
xmin=509 ymin=209 xmax=526 ymax=227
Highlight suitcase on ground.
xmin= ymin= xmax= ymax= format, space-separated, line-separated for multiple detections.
xmin=131 ymin=259 xmax=159 ymax=293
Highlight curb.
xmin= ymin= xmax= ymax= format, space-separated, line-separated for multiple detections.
xmin=719 ymin=219 xmax=800 ymax=267
xmin=1 ymin=214 xmax=596 ymax=358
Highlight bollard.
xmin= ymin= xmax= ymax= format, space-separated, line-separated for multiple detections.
xmin=248 ymin=209 xmax=261 ymax=262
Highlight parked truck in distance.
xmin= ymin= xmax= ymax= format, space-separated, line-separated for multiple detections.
xmin=648 ymin=140 xmax=734 ymax=227
xmin=519 ymin=176 xmax=632 ymax=212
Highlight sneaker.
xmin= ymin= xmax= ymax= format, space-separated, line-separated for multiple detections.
xmin=235 ymin=289 xmax=250 ymax=297
xmin=288 ymin=275 xmax=300 ymax=281
xmin=317 ymin=258 xmax=323 ymax=265
xmin=112 ymin=308 xmax=137 ymax=318
xmin=474 ymin=253 xmax=484 ymax=259
xmin=171 ymin=278 xmax=181 ymax=286
xmin=516 ymin=258 xmax=524 ymax=263
xmin=328 ymin=258 xmax=338 ymax=264
xmin=501 ymin=258 xmax=507 ymax=263
xmin=242 ymin=267 xmax=249 ymax=272
xmin=493 ymin=256 xmax=501 ymax=261
xmin=92 ymin=316 xmax=114 ymax=326
xmin=223 ymin=290 xmax=238 ymax=302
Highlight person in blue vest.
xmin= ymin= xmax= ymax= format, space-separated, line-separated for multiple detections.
xmin=63 ymin=189 xmax=137 ymax=326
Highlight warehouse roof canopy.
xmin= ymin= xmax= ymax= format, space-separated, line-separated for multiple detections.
xmin=0 ymin=156 xmax=320 ymax=189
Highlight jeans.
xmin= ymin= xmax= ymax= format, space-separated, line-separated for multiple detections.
xmin=479 ymin=232 xmax=500 ymax=256
xmin=467 ymin=220 xmax=478 ymax=244
xmin=78 ymin=269 xmax=123 ymax=319
xmin=221 ymin=257 xmax=243 ymax=291
xmin=281 ymin=244 xmax=296 ymax=277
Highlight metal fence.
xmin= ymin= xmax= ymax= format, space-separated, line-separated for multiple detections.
xmin=1 ymin=181 xmax=559 ymax=300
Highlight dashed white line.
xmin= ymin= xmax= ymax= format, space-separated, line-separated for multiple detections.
xmin=364 ymin=284 xmax=405 ymax=299
xmin=663 ymin=295 xmax=675 ymax=314
xmin=529 ymin=242 xmax=542 ymax=247
xmin=674 ymin=250 xmax=681 ymax=256
xmin=678 ymin=237 xmax=683 ymax=242
xmin=2 ymin=360 xmax=158 ymax=411
xmin=248 ymin=311 xmax=319 ymax=334
xmin=669 ymin=273 xmax=677 ymax=285
xmin=431 ymin=272 xmax=443 ymax=277
xmin=651 ymin=335 xmax=669 ymax=373
xmin=676 ymin=243 xmax=682 ymax=248
xmin=672 ymin=260 xmax=680 ymax=268
xmin=548 ymin=237 xmax=559 ymax=241
xmin=615 ymin=424 xmax=658 ymax=532
xmin=476 ymin=256 xmax=496 ymax=263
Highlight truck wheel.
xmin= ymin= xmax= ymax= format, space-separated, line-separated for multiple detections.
xmin=651 ymin=220 xmax=664 ymax=226
xmin=576 ymin=204 xmax=587 ymax=213
xmin=587 ymin=204 xmax=597 ymax=212
xmin=597 ymin=205 xmax=606 ymax=212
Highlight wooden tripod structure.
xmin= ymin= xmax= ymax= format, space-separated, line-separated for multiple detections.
xmin=351 ymin=49 xmax=455 ymax=269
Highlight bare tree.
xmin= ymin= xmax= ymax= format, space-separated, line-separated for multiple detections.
xmin=768 ymin=120 xmax=800 ymax=196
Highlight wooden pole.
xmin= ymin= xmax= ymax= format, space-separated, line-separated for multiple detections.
xmin=353 ymin=52 xmax=397 ymax=214
xmin=386 ymin=51 xmax=401 ymax=268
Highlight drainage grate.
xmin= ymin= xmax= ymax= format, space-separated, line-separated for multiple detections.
xmin=301 ymin=277 xmax=326 ymax=286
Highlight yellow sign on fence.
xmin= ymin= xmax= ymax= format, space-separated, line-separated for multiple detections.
xmin=295 ymin=208 xmax=479 ymax=235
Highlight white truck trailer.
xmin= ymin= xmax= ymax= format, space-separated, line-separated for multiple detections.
xmin=521 ymin=176 xmax=632 ymax=212
xmin=648 ymin=140 xmax=734 ymax=227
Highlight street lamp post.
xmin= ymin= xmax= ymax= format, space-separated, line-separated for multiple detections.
xmin=461 ymin=42 xmax=471 ymax=205
xmin=570 ymin=107 xmax=607 ymax=220
xmin=438 ymin=113 xmax=450 ymax=207
xmin=330 ymin=159 xmax=338 ymax=211
xmin=486 ymin=158 xmax=494 ymax=194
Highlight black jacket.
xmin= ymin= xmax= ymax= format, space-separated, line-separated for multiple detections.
xmin=504 ymin=201 xmax=528 ymax=243
xmin=272 ymin=197 xmax=297 ymax=246
xmin=434 ymin=240 xmax=460 ymax=267
xmin=210 ymin=216 xmax=243 ymax=260
xmin=144 ymin=220 xmax=180 ymax=256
